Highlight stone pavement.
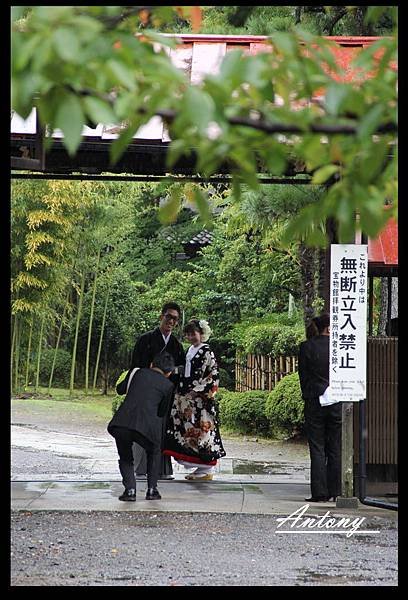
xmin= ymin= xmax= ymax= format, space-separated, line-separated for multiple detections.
xmin=11 ymin=422 xmax=397 ymax=521
xmin=11 ymin=477 xmax=398 ymax=523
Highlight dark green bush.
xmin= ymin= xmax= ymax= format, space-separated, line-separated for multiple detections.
xmin=265 ymin=372 xmax=304 ymax=436
xmin=218 ymin=388 xmax=270 ymax=435
xmin=218 ymin=368 xmax=234 ymax=390
xmin=39 ymin=348 xmax=72 ymax=386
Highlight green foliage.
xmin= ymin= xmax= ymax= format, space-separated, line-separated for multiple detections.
xmin=230 ymin=314 xmax=305 ymax=356
xmin=12 ymin=7 xmax=397 ymax=244
xmin=217 ymin=388 xmax=270 ymax=435
xmin=38 ymin=348 xmax=72 ymax=386
xmin=265 ymin=373 xmax=304 ymax=435
xmin=111 ymin=369 xmax=128 ymax=415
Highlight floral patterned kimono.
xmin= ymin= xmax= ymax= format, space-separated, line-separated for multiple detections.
xmin=163 ymin=343 xmax=226 ymax=465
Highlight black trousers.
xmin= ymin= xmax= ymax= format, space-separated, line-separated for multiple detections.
xmin=304 ymin=398 xmax=342 ymax=498
xmin=110 ymin=426 xmax=161 ymax=490
xmin=133 ymin=402 xmax=173 ymax=477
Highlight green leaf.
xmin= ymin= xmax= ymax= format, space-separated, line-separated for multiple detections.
xmin=141 ymin=30 xmax=177 ymax=48
xmin=324 ymin=84 xmax=349 ymax=116
xmin=53 ymin=27 xmax=81 ymax=62
xmin=264 ymin=146 xmax=287 ymax=176
xmin=166 ymin=139 xmax=189 ymax=169
xmin=83 ymin=96 xmax=117 ymax=125
xmin=106 ymin=59 xmax=136 ymax=91
xmin=183 ymin=87 xmax=215 ymax=135
xmin=54 ymin=94 xmax=84 ymax=156
xmin=158 ymin=186 xmax=182 ymax=224
xmin=109 ymin=121 xmax=140 ymax=164
xmin=357 ymin=104 xmax=385 ymax=140
xmin=311 ymin=164 xmax=339 ymax=184
xmin=219 ymin=49 xmax=244 ymax=82
xmin=271 ymin=32 xmax=297 ymax=56
xmin=193 ymin=188 xmax=212 ymax=226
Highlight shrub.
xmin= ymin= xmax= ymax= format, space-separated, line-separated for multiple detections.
xmin=39 ymin=348 xmax=72 ymax=386
xmin=218 ymin=388 xmax=270 ymax=435
xmin=265 ymin=372 xmax=304 ymax=436
xmin=111 ymin=370 xmax=128 ymax=415
xmin=229 ymin=314 xmax=305 ymax=356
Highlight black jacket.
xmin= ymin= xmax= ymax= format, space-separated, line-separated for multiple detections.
xmin=107 ymin=368 xmax=174 ymax=446
xmin=298 ymin=335 xmax=330 ymax=400
xmin=131 ymin=327 xmax=185 ymax=386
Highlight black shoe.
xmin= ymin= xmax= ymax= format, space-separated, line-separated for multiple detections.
xmin=158 ymin=474 xmax=174 ymax=480
xmin=119 ymin=488 xmax=136 ymax=502
xmin=145 ymin=488 xmax=162 ymax=500
xmin=305 ymin=496 xmax=330 ymax=502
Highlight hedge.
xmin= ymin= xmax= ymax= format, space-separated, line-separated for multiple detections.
xmin=217 ymin=388 xmax=270 ymax=435
xmin=229 ymin=314 xmax=305 ymax=356
xmin=265 ymin=372 xmax=304 ymax=436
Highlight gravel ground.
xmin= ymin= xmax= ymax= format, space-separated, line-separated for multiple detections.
xmin=11 ymin=511 xmax=398 ymax=586
xmin=10 ymin=398 xmax=398 ymax=586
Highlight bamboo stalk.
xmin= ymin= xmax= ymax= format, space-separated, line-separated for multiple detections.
xmin=24 ymin=315 xmax=34 ymax=390
xmin=92 ymin=280 xmax=110 ymax=394
xmin=48 ymin=291 xmax=70 ymax=393
xmin=85 ymin=247 xmax=101 ymax=396
xmin=34 ymin=314 xmax=45 ymax=392
xmin=70 ymin=268 xmax=86 ymax=397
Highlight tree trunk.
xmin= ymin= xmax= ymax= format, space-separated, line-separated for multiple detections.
xmin=24 ymin=315 xmax=34 ymax=390
xmin=92 ymin=280 xmax=110 ymax=394
xmin=299 ymin=242 xmax=317 ymax=327
xmin=48 ymin=291 xmax=70 ymax=393
xmin=34 ymin=314 xmax=46 ymax=392
xmin=69 ymin=268 xmax=86 ymax=397
xmin=85 ymin=248 xmax=101 ymax=395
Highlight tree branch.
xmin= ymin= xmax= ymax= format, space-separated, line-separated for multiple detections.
xmin=63 ymin=85 xmax=398 ymax=136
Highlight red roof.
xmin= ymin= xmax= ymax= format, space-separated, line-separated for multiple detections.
xmin=368 ymin=214 xmax=398 ymax=268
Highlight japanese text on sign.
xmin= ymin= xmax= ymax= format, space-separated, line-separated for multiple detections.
xmin=329 ymin=245 xmax=368 ymax=401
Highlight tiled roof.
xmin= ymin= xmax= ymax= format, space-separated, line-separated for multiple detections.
xmin=368 ymin=212 xmax=398 ymax=268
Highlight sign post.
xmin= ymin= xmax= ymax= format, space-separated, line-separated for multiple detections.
xmin=329 ymin=244 xmax=368 ymax=507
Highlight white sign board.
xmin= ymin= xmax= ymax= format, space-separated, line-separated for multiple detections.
xmin=329 ymin=244 xmax=368 ymax=401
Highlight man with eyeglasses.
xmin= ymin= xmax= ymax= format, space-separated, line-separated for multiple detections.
xmin=130 ymin=301 xmax=185 ymax=480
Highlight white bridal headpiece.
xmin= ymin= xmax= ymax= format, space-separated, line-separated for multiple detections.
xmin=199 ymin=319 xmax=212 ymax=342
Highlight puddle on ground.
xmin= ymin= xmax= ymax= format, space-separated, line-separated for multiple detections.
xmin=73 ymin=482 xmax=112 ymax=490
xmin=232 ymin=459 xmax=304 ymax=475
xmin=298 ymin=570 xmax=374 ymax=584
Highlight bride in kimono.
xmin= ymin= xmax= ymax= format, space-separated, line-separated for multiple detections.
xmin=163 ymin=318 xmax=226 ymax=480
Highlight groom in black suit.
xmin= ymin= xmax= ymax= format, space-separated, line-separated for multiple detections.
xmin=130 ymin=301 xmax=185 ymax=479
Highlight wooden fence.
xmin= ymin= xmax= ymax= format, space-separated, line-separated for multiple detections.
xmin=354 ymin=336 xmax=398 ymax=466
xmin=235 ymin=353 xmax=298 ymax=392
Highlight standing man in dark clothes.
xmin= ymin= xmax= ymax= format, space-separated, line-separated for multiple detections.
xmin=298 ymin=313 xmax=342 ymax=502
xmin=131 ymin=302 xmax=185 ymax=480
xmin=108 ymin=352 xmax=175 ymax=501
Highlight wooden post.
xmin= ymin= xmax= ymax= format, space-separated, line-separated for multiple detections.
xmin=341 ymin=403 xmax=355 ymax=497
xmin=336 ymin=223 xmax=360 ymax=509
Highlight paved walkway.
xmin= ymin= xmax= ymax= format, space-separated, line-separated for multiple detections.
xmin=11 ymin=421 xmax=397 ymax=521
xmin=11 ymin=477 xmax=398 ymax=522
